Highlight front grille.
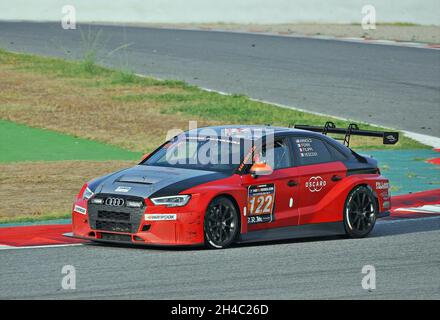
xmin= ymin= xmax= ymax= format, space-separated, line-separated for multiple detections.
xmin=88 ymin=194 xmax=144 ymax=234
xmin=96 ymin=221 xmax=131 ymax=233
xmin=97 ymin=211 xmax=130 ymax=221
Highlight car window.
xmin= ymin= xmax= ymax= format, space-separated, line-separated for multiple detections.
xmin=144 ymin=136 xmax=246 ymax=172
xmin=291 ymin=136 xmax=333 ymax=165
xmin=255 ymin=137 xmax=293 ymax=170
xmin=326 ymin=143 xmax=348 ymax=161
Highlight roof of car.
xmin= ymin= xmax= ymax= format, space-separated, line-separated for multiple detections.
xmin=186 ymin=125 xmax=314 ymax=137
xmin=179 ymin=124 xmax=352 ymax=157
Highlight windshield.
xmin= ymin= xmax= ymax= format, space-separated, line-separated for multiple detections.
xmin=143 ymin=135 xmax=248 ymax=172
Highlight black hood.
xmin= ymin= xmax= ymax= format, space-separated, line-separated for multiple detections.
xmin=89 ymin=165 xmax=230 ymax=198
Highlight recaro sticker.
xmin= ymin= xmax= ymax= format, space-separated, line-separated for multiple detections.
xmin=247 ymin=184 xmax=275 ymax=224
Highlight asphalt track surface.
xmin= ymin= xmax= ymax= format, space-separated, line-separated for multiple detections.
xmin=1 ymin=217 xmax=439 ymax=299
xmin=0 ymin=21 xmax=439 ymax=136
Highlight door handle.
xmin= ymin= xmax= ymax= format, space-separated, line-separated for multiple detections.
xmin=331 ymin=175 xmax=343 ymax=182
xmin=287 ymin=180 xmax=298 ymax=187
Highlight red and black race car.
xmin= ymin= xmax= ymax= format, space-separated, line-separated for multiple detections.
xmin=68 ymin=122 xmax=398 ymax=249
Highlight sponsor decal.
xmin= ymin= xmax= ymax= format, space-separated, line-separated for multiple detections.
xmin=73 ymin=205 xmax=87 ymax=215
xmin=305 ymin=176 xmax=327 ymax=192
xmin=145 ymin=214 xmax=177 ymax=221
xmin=376 ymin=182 xmax=389 ymax=190
xmin=115 ymin=186 xmax=131 ymax=193
xmin=247 ymin=184 xmax=275 ymax=224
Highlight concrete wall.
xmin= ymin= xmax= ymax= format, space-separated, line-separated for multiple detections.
xmin=1 ymin=0 xmax=439 ymax=25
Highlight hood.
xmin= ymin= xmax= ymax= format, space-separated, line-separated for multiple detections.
xmin=91 ymin=165 xmax=229 ymax=198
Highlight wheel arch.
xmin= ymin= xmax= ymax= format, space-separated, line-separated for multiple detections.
xmin=210 ymin=193 xmax=242 ymax=232
xmin=354 ymin=183 xmax=380 ymax=210
xmin=344 ymin=183 xmax=379 ymax=209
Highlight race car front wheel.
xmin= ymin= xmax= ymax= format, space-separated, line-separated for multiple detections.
xmin=204 ymin=197 xmax=239 ymax=249
xmin=343 ymin=185 xmax=377 ymax=238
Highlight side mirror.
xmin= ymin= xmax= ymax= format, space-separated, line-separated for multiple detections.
xmin=249 ymin=162 xmax=273 ymax=178
xmin=141 ymin=153 xmax=150 ymax=162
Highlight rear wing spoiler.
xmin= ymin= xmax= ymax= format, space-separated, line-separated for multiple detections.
xmin=293 ymin=122 xmax=399 ymax=147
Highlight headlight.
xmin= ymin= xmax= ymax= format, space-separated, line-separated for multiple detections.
xmin=82 ymin=187 xmax=94 ymax=200
xmin=150 ymin=195 xmax=191 ymax=207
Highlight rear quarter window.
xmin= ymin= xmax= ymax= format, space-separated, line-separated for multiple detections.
xmin=292 ymin=137 xmax=334 ymax=165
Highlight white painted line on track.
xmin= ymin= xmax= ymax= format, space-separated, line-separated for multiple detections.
xmin=394 ymin=204 xmax=440 ymax=214
xmin=402 ymin=131 xmax=440 ymax=149
xmin=0 ymin=243 xmax=84 ymax=251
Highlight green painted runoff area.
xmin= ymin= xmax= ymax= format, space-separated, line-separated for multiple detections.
xmin=0 ymin=120 xmax=141 ymax=162
xmin=360 ymin=149 xmax=440 ymax=195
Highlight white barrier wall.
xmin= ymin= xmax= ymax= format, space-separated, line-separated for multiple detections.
xmin=1 ymin=0 xmax=439 ymax=25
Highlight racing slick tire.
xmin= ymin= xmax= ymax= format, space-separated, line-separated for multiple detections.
xmin=343 ymin=185 xmax=377 ymax=238
xmin=204 ymin=196 xmax=239 ymax=249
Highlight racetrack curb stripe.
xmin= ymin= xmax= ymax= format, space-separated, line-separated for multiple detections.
xmin=389 ymin=189 xmax=440 ymax=219
xmin=0 ymin=224 xmax=86 ymax=247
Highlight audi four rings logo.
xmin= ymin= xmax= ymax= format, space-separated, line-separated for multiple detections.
xmin=305 ymin=176 xmax=327 ymax=192
xmin=105 ymin=197 xmax=125 ymax=206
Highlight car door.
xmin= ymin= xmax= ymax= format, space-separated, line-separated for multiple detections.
xmin=241 ymin=136 xmax=300 ymax=232
xmin=289 ymin=135 xmax=347 ymax=225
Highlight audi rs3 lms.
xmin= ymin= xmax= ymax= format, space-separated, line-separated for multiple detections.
xmin=68 ymin=122 xmax=398 ymax=249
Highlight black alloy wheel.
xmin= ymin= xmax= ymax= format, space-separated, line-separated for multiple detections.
xmin=204 ymin=197 xmax=239 ymax=249
xmin=344 ymin=185 xmax=377 ymax=238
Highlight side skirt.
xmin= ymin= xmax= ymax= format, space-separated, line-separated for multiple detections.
xmin=237 ymin=222 xmax=345 ymax=244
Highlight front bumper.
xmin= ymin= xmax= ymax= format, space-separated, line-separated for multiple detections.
xmin=64 ymin=232 xmax=203 ymax=248
xmin=71 ymin=195 xmax=205 ymax=246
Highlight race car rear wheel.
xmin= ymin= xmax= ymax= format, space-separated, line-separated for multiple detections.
xmin=204 ymin=197 xmax=239 ymax=249
xmin=344 ymin=185 xmax=377 ymax=238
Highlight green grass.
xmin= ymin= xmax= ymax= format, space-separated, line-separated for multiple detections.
xmin=0 ymin=212 xmax=70 ymax=224
xmin=0 ymin=119 xmax=141 ymax=163
xmin=350 ymin=22 xmax=421 ymax=27
xmin=378 ymin=22 xmax=421 ymax=27
xmin=0 ymin=48 xmax=188 ymax=88
xmin=112 ymin=92 xmax=203 ymax=103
